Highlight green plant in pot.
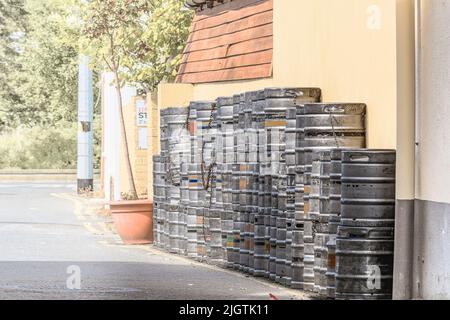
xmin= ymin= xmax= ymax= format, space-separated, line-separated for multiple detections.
xmin=109 ymin=190 xmax=154 ymax=245
xmin=81 ymin=0 xmax=154 ymax=245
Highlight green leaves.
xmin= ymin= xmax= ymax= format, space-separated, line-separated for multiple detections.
xmin=0 ymin=124 xmax=77 ymax=169
xmin=81 ymin=0 xmax=193 ymax=93
xmin=0 ymin=0 xmax=80 ymax=129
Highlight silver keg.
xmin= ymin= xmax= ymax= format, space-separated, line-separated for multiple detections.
xmin=301 ymin=103 xmax=366 ymax=292
xmin=336 ymin=150 xmax=396 ymax=300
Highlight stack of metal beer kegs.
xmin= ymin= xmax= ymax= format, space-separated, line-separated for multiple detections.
xmin=153 ymin=155 xmax=165 ymax=247
xmin=152 ymin=88 xmax=397 ymax=300
xmin=207 ymin=104 xmax=222 ymax=265
xmin=238 ymin=93 xmax=251 ymax=273
xmin=262 ymin=88 xmax=322 ymax=285
xmin=158 ymin=109 xmax=169 ymax=251
xmin=186 ymin=101 xmax=216 ymax=261
xmin=231 ymin=94 xmax=242 ymax=270
xmin=336 ymin=149 xmax=396 ymax=300
xmin=216 ymin=97 xmax=235 ymax=268
xmin=300 ymin=103 xmax=367 ymax=294
xmin=166 ymin=108 xmax=190 ymax=255
xmin=252 ymin=90 xmax=267 ymax=278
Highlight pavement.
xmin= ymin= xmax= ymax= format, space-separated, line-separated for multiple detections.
xmin=0 ymin=181 xmax=313 ymax=300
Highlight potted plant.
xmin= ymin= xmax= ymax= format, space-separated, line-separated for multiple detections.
xmin=110 ymin=192 xmax=154 ymax=245
xmin=82 ymin=1 xmax=156 ymax=245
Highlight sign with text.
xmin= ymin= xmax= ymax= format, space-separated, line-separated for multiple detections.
xmin=136 ymin=99 xmax=148 ymax=127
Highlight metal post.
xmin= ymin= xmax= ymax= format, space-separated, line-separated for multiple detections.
xmin=77 ymin=55 xmax=94 ymax=193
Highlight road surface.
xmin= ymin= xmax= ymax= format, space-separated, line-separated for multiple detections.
xmin=0 ymin=182 xmax=310 ymax=300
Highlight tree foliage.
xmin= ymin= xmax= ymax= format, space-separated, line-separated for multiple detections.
xmin=81 ymin=0 xmax=193 ymax=93
xmin=0 ymin=0 xmax=102 ymax=169
xmin=0 ymin=0 xmax=80 ymax=129
xmin=0 ymin=0 xmax=27 ymax=128
xmin=120 ymin=0 xmax=193 ymax=92
xmin=0 ymin=0 xmax=193 ymax=169
xmin=0 ymin=125 xmax=77 ymax=169
xmin=81 ymin=0 xmax=193 ymax=197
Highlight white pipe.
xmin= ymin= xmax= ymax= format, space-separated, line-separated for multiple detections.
xmin=77 ymin=55 xmax=94 ymax=192
xmin=414 ymin=0 xmax=421 ymax=197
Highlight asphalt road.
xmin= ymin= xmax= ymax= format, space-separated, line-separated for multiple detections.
xmin=0 ymin=182 xmax=310 ymax=300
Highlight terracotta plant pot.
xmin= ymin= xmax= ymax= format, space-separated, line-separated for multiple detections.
xmin=110 ymin=200 xmax=154 ymax=245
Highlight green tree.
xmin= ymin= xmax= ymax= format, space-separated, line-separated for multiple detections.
xmin=0 ymin=0 xmax=102 ymax=170
xmin=1 ymin=0 xmax=80 ymax=128
xmin=120 ymin=0 xmax=193 ymax=93
xmin=81 ymin=0 xmax=192 ymax=94
xmin=0 ymin=0 xmax=27 ymax=128
xmin=81 ymin=0 xmax=193 ymax=198
xmin=82 ymin=0 xmax=153 ymax=199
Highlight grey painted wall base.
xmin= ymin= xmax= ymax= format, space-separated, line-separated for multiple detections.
xmin=413 ymin=200 xmax=450 ymax=299
xmin=394 ymin=199 xmax=450 ymax=300
xmin=77 ymin=179 xmax=94 ymax=193
xmin=393 ymin=200 xmax=415 ymax=300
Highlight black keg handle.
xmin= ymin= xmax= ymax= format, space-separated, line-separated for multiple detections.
xmin=341 ymin=227 xmax=395 ymax=239
xmin=323 ymin=105 xmax=345 ymax=114
xmin=349 ymin=154 xmax=371 ymax=162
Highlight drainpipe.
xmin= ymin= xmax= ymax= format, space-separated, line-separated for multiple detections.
xmin=77 ymin=55 xmax=94 ymax=193
xmin=392 ymin=0 xmax=417 ymax=300
xmin=411 ymin=0 xmax=422 ymax=299
xmin=414 ymin=0 xmax=421 ymax=192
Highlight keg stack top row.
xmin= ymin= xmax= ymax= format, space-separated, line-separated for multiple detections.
xmin=153 ymin=87 xmax=396 ymax=300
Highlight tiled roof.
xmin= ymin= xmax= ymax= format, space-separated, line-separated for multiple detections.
xmin=177 ymin=0 xmax=273 ymax=84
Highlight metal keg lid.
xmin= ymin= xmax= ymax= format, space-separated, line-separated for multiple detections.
xmin=164 ymin=107 xmax=189 ymax=116
xmin=189 ymin=100 xmax=215 ymax=110
xmin=160 ymin=108 xmax=170 ymax=116
xmin=244 ymin=91 xmax=255 ymax=105
xmin=153 ymin=155 xmax=161 ymax=162
xmin=252 ymin=99 xmax=265 ymax=116
xmin=216 ymin=96 xmax=234 ymax=107
xmin=256 ymin=89 xmax=266 ymax=101
xmin=250 ymin=90 xmax=261 ymax=102
xmin=262 ymin=98 xmax=294 ymax=113
xmin=218 ymin=104 xmax=234 ymax=120
xmin=341 ymin=149 xmax=396 ymax=164
xmin=264 ymin=87 xmax=321 ymax=99
xmin=303 ymin=103 xmax=366 ymax=115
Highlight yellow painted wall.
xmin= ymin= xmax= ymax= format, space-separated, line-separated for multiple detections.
xmin=158 ymin=83 xmax=194 ymax=111
xmin=120 ymin=96 xmax=148 ymax=198
xmin=274 ymin=0 xmax=399 ymax=149
xmin=186 ymin=0 xmax=416 ymax=151
xmin=156 ymin=0 xmax=415 ymax=196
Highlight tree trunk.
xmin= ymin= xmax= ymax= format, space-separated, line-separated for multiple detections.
xmin=113 ymin=69 xmax=138 ymax=199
